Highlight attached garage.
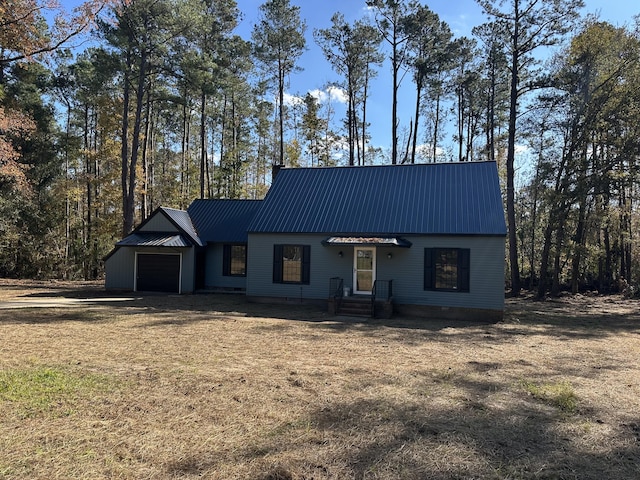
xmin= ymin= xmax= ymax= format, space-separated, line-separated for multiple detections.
xmin=136 ymin=253 xmax=181 ymax=293
xmin=104 ymin=207 xmax=204 ymax=294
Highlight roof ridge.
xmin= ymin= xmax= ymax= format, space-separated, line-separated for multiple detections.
xmin=275 ymin=160 xmax=497 ymax=172
xmin=160 ymin=206 xmax=187 ymax=212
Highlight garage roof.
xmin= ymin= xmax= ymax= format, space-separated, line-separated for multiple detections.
xmin=159 ymin=207 xmax=204 ymax=246
xmin=116 ymin=233 xmax=192 ymax=248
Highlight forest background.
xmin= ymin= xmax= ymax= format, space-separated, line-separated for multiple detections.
xmin=1 ymin=0 xmax=639 ymax=297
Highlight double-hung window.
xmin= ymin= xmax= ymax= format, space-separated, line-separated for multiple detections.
xmin=424 ymin=248 xmax=470 ymax=292
xmin=273 ymin=244 xmax=310 ymax=284
xmin=222 ymin=244 xmax=247 ymax=277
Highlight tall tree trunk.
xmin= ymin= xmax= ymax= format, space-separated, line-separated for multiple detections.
xmin=551 ymin=220 xmax=564 ymax=296
xmin=570 ymin=199 xmax=587 ymax=293
xmin=537 ymin=148 xmax=569 ymax=298
xmin=432 ymin=89 xmax=441 ymax=163
xmin=528 ymin=158 xmax=541 ymax=289
xmin=348 ymin=88 xmax=356 ymax=166
xmin=126 ymin=49 xmax=148 ymax=234
xmin=85 ymin=103 xmax=92 ymax=280
xmin=570 ymin=141 xmax=590 ymax=293
xmin=538 ymin=215 xmax=554 ymax=298
xmin=278 ymin=60 xmax=285 ymax=166
xmin=625 ymin=197 xmax=633 ymax=283
xmin=603 ymin=219 xmax=612 ymax=292
xmin=141 ymin=82 xmax=152 ymax=219
xmin=91 ymin=109 xmax=99 ymax=280
xmin=218 ymin=95 xmax=227 ymax=197
xmin=148 ymin=104 xmax=157 ymax=212
xmin=362 ymin=63 xmax=371 ymax=165
xmin=231 ymin=93 xmax=239 ymax=198
xmin=180 ymin=91 xmax=188 ymax=208
xmin=63 ymin=98 xmax=71 ymax=279
xmin=506 ymin=12 xmax=521 ymax=295
xmin=457 ymin=86 xmax=464 ymax=162
xmin=391 ymin=29 xmax=399 ymax=165
xmin=354 ymin=107 xmax=362 ymax=166
xmin=121 ymin=47 xmax=132 ymax=237
xmin=620 ymin=184 xmax=632 ymax=283
xmin=200 ymin=90 xmax=207 ymax=199
xmin=411 ymin=77 xmax=422 ymax=164
xmin=486 ymin=59 xmax=496 ymax=162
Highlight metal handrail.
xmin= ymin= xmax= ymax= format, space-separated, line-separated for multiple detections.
xmin=329 ymin=277 xmax=344 ymax=298
xmin=372 ymin=279 xmax=393 ymax=301
xmin=371 ymin=279 xmax=393 ymax=318
xmin=329 ymin=277 xmax=344 ymax=315
xmin=371 ymin=281 xmax=377 ymax=317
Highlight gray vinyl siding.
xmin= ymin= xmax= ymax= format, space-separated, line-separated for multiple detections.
xmin=139 ymin=214 xmax=179 ymax=233
xmin=104 ymin=246 xmax=196 ymax=293
xmin=247 ymin=234 xmax=349 ymax=300
xmin=179 ymin=247 xmax=196 ymax=293
xmin=247 ymin=233 xmax=505 ymax=311
xmin=204 ymin=244 xmax=247 ymax=289
xmin=392 ymin=236 xmax=504 ymax=311
xmin=105 ymin=247 xmax=135 ymax=290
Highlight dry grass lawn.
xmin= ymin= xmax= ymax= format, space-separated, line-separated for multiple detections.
xmin=0 ymin=279 xmax=639 ymax=479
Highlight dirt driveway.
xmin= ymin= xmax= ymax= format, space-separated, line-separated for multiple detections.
xmin=0 ymin=279 xmax=138 ymax=309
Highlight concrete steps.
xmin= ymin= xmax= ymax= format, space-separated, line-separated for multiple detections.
xmin=338 ymin=296 xmax=372 ymax=317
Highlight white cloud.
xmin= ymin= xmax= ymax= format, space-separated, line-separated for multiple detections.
xmin=308 ymin=86 xmax=347 ymax=104
xmin=308 ymin=89 xmax=326 ymax=102
xmin=283 ymin=92 xmax=304 ymax=107
xmin=326 ymin=85 xmax=348 ymax=103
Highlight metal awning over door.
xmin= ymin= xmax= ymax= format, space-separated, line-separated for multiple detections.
xmin=322 ymin=236 xmax=412 ymax=248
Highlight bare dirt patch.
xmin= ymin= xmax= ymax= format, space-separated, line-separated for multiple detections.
xmin=1 ymin=283 xmax=639 ymax=479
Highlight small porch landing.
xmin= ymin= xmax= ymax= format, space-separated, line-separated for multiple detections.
xmin=328 ymin=278 xmax=394 ymax=319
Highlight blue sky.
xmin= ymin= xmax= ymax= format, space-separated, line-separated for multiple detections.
xmin=234 ymin=0 xmax=638 ymax=161
xmin=235 ymin=0 xmax=637 ymax=93
xmin=56 ymin=0 xmax=638 ymax=162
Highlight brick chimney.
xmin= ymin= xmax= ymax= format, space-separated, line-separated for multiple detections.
xmin=272 ymin=164 xmax=283 ymax=182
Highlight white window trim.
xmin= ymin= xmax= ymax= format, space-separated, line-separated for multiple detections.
xmin=353 ymin=246 xmax=376 ymax=295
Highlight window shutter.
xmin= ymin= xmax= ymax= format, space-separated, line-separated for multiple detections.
xmin=241 ymin=245 xmax=248 ymax=276
xmin=301 ymin=245 xmax=311 ymax=284
xmin=222 ymin=244 xmax=231 ymax=276
xmin=458 ymin=248 xmax=470 ymax=292
xmin=424 ymin=248 xmax=434 ymax=290
xmin=273 ymin=244 xmax=283 ymax=283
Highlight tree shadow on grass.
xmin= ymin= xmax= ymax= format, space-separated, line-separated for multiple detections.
xmin=504 ymin=294 xmax=640 ymax=338
xmin=0 ymin=308 xmax=104 ymax=324
xmin=238 ymin=375 xmax=639 ymax=480
xmin=3 ymin=286 xmax=640 ymax=339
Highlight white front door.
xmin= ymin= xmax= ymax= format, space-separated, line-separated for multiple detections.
xmin=353 ymin=247 xmax=376 ymax=294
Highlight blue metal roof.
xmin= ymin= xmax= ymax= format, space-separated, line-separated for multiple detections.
xmin=116 ymin=233 xmax=191 ymax=248
xmin=160 ymin=207 xmax=204 ymax=246
xmin=248 ymin=162 xmax=507 ymax=236
xmin=187 ymin=199 xmax=262 ymax=243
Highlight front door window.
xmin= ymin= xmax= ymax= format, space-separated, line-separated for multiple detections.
xmin=354 ymin=247 xmax=376 ymax=294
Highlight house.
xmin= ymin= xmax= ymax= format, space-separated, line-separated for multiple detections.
xmin=105 ymin=161 xmax=507 ymax=320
